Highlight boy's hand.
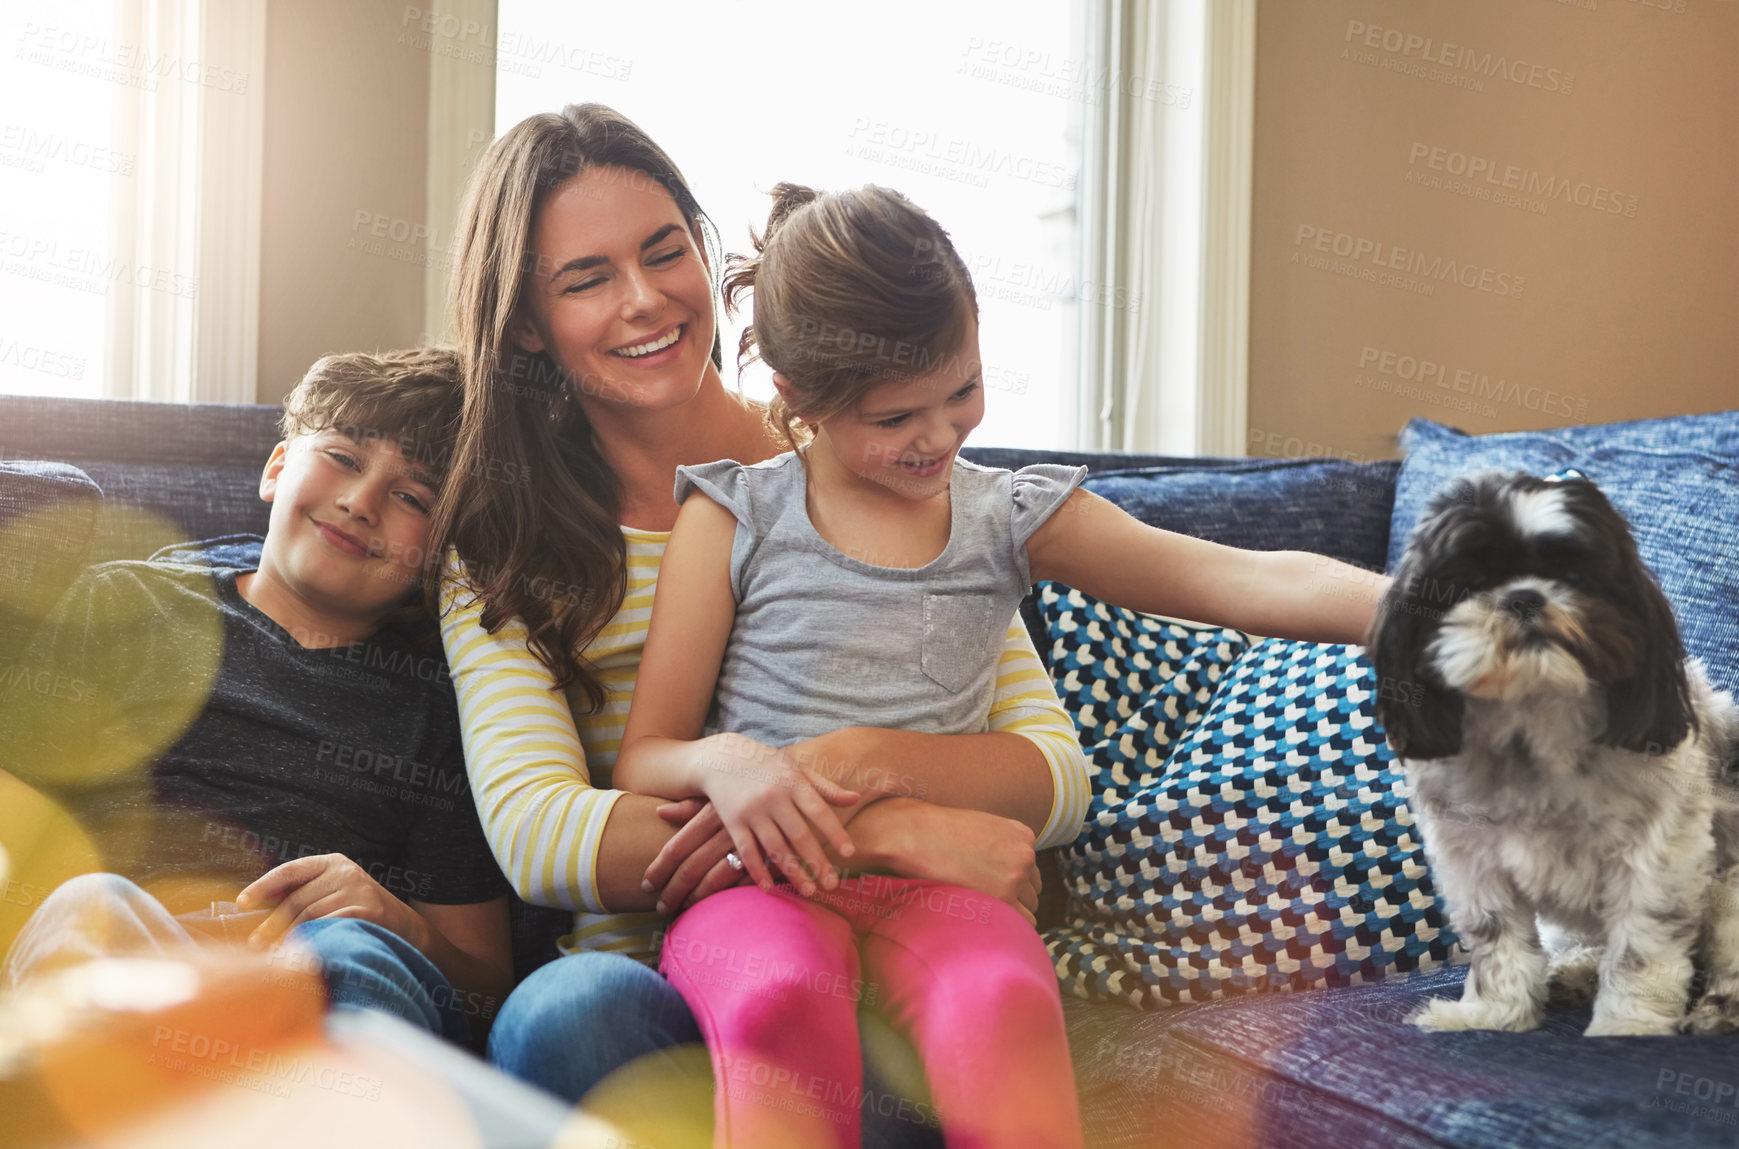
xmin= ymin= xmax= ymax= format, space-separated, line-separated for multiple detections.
xmin=237 ymin=853 xmax=427 ymax=952
xmin=698 ymin=734 xmax=860 ymax=897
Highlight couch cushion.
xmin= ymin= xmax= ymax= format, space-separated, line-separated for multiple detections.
xmin=1066 ymin=966 xmax=1739 ymax=1149
xmin=1084 ymin=458 xmax=1400 ymax=574
xmin=1037 ymin=584 xmax=1457 ymax=1009
xmin=1040 ymin=584 xmax=1247 ymax=751
xmin=1389 ymin=420 xmax=1739 ymax=700
xmin=963 ymin=447 xmax=1223 ymax=474
xmin=149 ymin=535 xmax=266 ymax=569
xmin=0 ymin=461 xmax=102 ymax=654
xmin=1386 ymin=412 xmax=1739 ymax=569
xmin=0 ymin=395 xmax=278 ymax=563
xmin=79 ymin=467 xmax=274 ymax=564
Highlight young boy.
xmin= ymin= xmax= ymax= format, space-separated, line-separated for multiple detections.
xmin=0 ymin=348 xmax=511 ymax=1048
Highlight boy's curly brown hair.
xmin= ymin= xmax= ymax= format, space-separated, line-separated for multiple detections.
xmin=280 ymin=347 xmax=464 ymax=484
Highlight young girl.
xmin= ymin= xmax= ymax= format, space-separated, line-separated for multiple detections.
xmin=616 ymin=184 xmax=1385 ymax=1148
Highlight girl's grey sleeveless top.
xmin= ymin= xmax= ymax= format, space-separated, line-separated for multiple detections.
xmin=672 ymin=452 xmax=1086 ymax=747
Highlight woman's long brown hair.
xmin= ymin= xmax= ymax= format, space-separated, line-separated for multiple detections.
xmin=426 ymin=104 xmax=720 ymax=711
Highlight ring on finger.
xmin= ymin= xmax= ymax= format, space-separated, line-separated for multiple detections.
xmin=725 ymin=852 xmax=746 ymax=873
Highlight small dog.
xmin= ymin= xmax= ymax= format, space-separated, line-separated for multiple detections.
xmin=1370 ymin=470 xmax=1739 ymax=1036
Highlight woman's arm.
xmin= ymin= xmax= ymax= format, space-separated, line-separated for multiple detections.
xmin=1026 ymin=490 xmax=1389 ymax=644
xmin=438 ymin=558 xmax=726 ymax=914
xmin=779 ymin=632 xmax=1088 ymax=925
xmin=841 ymin=798 xmax=1045 ymax=924
xmin=649 ymin=792 xmax=1047 ymax=924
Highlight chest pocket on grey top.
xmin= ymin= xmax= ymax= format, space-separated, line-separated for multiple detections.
xmin=921 ymin=592 xmax=998 ymax=693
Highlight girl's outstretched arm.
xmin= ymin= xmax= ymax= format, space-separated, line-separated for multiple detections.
xmin=616 ymin=492 xmax=858 ymax=896
xmin=1026 ymin=490 xmax=1390 ymax=644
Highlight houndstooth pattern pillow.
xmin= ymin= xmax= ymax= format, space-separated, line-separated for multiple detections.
xmin=1035 ymin=582 xmax=1460 ymax=1009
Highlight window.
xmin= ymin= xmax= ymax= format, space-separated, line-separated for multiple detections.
xmin=0 ymin=0 xmax=264 ymax=404
xmin=0 ymin=2 xmax=120 ymax=399
xmin=4 ymin=0 xmax=1250 ymax=454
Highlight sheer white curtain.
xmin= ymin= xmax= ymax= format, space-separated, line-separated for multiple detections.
xmin=1076 ymin=0 xmax=1253 ymax=456
xmin=1196 ymin=0 xmax=1255 ymax=458
xmin=105 ymin=0 xmax=265 ymax=403
xmin=422 ymin=0 xmax=496 ymax=345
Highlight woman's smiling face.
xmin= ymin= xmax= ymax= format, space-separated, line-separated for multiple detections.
xmin=513 ymin=165 xmax=717 ymax=415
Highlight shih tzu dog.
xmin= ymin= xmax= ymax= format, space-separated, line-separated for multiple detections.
xmin=1370 ymin=469 xmax=1739 ymax=1037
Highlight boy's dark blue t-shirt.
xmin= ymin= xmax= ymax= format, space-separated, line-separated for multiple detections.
xmin=4 ymin=540 xmax=506 ymax=912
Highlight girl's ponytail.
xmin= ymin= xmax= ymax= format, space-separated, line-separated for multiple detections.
xmin=722 ymin=182 xmax=820 ymax=393
xmin=724 ymin=183 xmax=977 ymax=454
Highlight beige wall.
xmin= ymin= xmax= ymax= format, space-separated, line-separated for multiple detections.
xmin=256 ymin=0 xmax=431 ymax=406
xmin=1248 ymin=0 xmax=1738 ymax=462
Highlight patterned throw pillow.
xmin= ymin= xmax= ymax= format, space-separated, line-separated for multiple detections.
xmin=1036 ymin=582 xmax=1459 ymax=1008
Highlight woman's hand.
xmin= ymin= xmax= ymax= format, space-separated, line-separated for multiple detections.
xmin=237 ymin=853 xmax=427 ymax=951
xmin=642 ymin=798 xmax=751 ymax=914
xmin=697 ymin=733 xmax=861 ymax=896
xmin=851 ymin=799 xmax=1043 ymax=924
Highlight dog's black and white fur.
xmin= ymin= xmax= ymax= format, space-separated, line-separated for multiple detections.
xmin=1371 ymin=470 xmax=1739 ymax=1036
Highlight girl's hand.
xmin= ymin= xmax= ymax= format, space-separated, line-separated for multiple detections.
xmin=237 ymin=853 xmax=427 ymax=951
xmin=698 ymin=733 xmax=860 ymax=896
xmin=643 ymin=799 xmax=753 ymax=914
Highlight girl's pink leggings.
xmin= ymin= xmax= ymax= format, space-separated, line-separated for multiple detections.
xmin=659 ymin=875 xmax=1084 ymax=1149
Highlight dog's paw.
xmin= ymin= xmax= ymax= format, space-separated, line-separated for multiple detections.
xmin=1583 ymin=1013 xmax=1678 ymax=1037
xmin=1544 ymin=947 xmax=1602 ymax=1010
xmin=1410 ymin=998 xmax=1541 ymax=1033
xmin=1681 ymin=993 xmax=1739 ymax=1035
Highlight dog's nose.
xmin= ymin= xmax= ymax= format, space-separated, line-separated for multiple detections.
xmin=1503 ymin=588 xmax=1547 ymax=621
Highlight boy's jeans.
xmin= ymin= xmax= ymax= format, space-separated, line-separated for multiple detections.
xmin=3 ymin=872 xmax=470 ymax=1045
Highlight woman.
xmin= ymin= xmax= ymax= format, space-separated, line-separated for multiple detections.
xmin=428 ymin=104 xmax=1090 ymax=1143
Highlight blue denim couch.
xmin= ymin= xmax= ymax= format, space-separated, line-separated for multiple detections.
xmin=4 ymin=394 xmax=1738 ymax=1148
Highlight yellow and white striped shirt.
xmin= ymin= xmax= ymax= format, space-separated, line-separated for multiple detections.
xmin=439 ymin=527 xmax=1090 ymax=960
